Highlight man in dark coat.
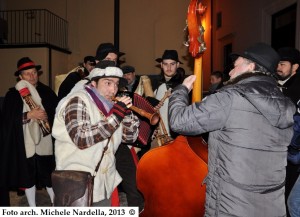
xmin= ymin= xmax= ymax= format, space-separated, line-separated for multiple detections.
xmin=57 ymin=55 xmax=95 ymax=101
xmin=0 ymin=57 xmax=58 ymax=206
xmin=122 ymin=65 xmax=140 ymax=93
xmin=276 ymin=47 xmax=300 ymax=216
xmin=116 ymin=65 xmax=157 ymax=210
xmin=152 ymin=50 xmax=185 ymax=140
xmin=0 ymin=99 xmax=10 ymax=206
xmin=277 ymin=47 xmax=300 ymax=105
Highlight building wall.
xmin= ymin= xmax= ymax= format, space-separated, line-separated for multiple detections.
xmin=212 ymin=0 xmax=299 ymax=72
xmin=0 ymin=0 xmax=299 ymax=96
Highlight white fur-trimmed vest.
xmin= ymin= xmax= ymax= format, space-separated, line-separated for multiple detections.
xmin=52 ymin=89 xmax=122 ymax=202
xmin=15 ymin=80 xmax=53 ymax=158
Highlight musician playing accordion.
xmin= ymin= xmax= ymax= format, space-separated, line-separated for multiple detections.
xmin=0 ymin=57 xmax=58 ymax=206
xmin=117 ymin=65 xmax=161 ymax=211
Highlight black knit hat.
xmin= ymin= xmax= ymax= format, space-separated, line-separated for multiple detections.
xmin=230 ymin=42 xmax=280 ymax=74
xmin=277 ymin=47 xmax=300 ymax=65
xmin=121 ymin=65 xmax=135 ymax=74
xmin=95 ymin=43 xmax=125 ymax=61
xmin=156 ymin=50 xmax=183 ymax=64
xmin=15 ymin=57 xmax=41 ymax=76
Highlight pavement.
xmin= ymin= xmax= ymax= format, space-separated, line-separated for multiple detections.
xmin=9 ymin=189 xmax=128 ymax=207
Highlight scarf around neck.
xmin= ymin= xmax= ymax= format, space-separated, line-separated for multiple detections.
xmin=85 ymin=85 xmax=114 ymax=116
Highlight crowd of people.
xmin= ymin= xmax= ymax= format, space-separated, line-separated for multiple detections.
xmin=0 ymin=41 xmax=300 ymax=217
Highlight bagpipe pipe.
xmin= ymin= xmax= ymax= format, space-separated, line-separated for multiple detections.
xmin=18 ymin=87 xmax=52 ymax=137
xmin=112 ymin=95 xmax=160 ymax=126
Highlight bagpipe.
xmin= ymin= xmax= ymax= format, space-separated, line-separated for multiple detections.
xmin=18 ymin=87 xmax=51 ymax=137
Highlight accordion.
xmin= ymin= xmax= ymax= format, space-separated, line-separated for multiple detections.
xmin=132 ymin=93 xmax=158 ymax=147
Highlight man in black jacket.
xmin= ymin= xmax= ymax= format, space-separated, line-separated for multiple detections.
xmin=276 ymin=47 xmax=300 ymax=217
xmin=0 ymin=57 xmax=58 ymax=206
xmin=57 ymin=56 xmax=95 ymax=101
xmin=122 ymin=65 xmax=140 ymax=92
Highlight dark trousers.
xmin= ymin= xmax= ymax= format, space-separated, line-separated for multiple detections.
xmin=0 ymin=187 xmax=10 ymax=206
xmin=285 ymin=162 xmax=300 ymax=217
xmin=115 ymin=145 xmax=144 ymax=210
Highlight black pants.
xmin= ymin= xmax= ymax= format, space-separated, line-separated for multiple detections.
xmin=285 ymin=161 xmax=300 ymax=217
xmin=115 ymin=145 xmax=144 ymax=210
xmin=26 ymin=154 xmax=55 ymax=188
xmin=0 ymin=187 xmax=10 ymax=206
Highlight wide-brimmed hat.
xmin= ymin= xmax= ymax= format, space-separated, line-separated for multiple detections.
xmin=15 ymin=57 xmax=41 ymax=76
xmin=94 ymin=60 xmax=116 ymax=69
xmin=230 ymin=42 xmax=280 ymax=74
xmin=84 ymin=56 xmax=96 ymax=65
xmin=88 ymin=66 xmax=127 ymax=87
xmin=95 ymin=43 xmax=125 ymax=61
xmin=155 ymin=50 xmax=183 ymax=64
xmin=277 ymin=47 xmax=300 ymax=65
xmin=121 ymin=65 xmax=135 ymax=74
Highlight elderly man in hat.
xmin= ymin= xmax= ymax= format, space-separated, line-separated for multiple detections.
xmin=169 ymin=43 xmax=295 ymax=216
xmin=122 ymin=65 xmax=139 ymax=92
xmin=52 ymin=66 xmax=140 ymax=206
xmin=0 ymin=57 xmax=58 ymax=206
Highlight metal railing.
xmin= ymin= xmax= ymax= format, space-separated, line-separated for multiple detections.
xmin=0 ymin=9 xmax=68 ymax=51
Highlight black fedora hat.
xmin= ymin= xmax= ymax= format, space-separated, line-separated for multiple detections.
xmin=230 ymin=42 xmax=280 ymax=74
xmin=277 ymin=47 xmax=300 ymax=65
xmin=156 ymin=50 xmax=183 ymax=64
xmin=94 ymin=60 xmax=116 ymax=69
xmin=95 ymin=43 xmax=125 ymax=61
xmin=15 ymin=57 xmax=41 ymax=76
xmin=121 ymin=65 xmax=135 ymax=74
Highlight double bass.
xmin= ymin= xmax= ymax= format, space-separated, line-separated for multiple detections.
xmin=136 ymin=0 xmax=208 ymax=216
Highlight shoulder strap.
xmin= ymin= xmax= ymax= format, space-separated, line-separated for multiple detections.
xmin=92 ymin=138 xmax=111 ymax=177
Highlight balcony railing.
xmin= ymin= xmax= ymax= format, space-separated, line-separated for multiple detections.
xmin=0 ymin=9 xmax=69 ymax=52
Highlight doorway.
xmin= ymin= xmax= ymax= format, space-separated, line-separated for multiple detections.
xmin=271 ymin=3 xmax=297 ymax=50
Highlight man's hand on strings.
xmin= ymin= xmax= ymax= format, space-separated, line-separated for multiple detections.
xmin=183 ymin=75 xmax=197 ymax=92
